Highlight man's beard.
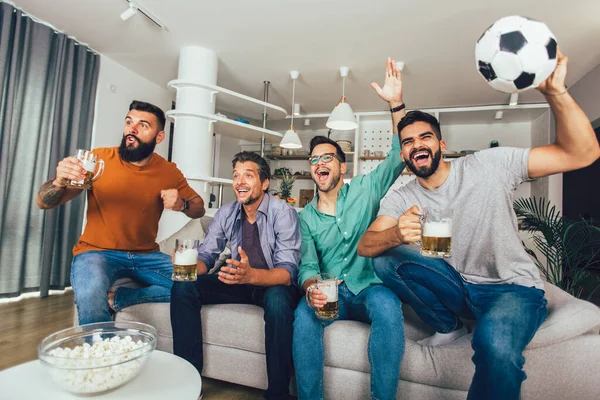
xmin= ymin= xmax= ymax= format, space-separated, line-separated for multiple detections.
xmin=316 ymin=171 xmax=342 ymax=193
xmin=406 ymin=147 xmax=442 ymax=178
xmin=118 ymin=134 xmax=157 ymax=162
xmin=239 ymin=190 xmax=263 ymax=206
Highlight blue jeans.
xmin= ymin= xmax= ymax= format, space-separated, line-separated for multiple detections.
xmin=373 ymin=246 xmax=548 ymax=400
xmin=293 ymin=283 xmax=404 ymax=400
xmin=71 ymin=250 xmax=173 ymax=325
xmin=171 ymin=274 xmax=302 ymax=400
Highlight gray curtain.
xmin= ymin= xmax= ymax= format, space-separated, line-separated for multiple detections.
xmin=0 ymin=2 xmax=100 ymax=298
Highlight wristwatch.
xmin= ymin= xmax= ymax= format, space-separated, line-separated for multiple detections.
xmin=390 ymin=103 xmax=406 ymax=113
xmin=182 ymin=199 xmax=190 ymax=212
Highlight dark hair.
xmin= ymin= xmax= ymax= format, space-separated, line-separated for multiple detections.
xmin=397 ymin=110 xmax=442 ymax=140
xmin=308 ymin=136 xmax=346 ymax=163
xmin=232 ymin=151 xmax=271 ymax=191
xmin=129 ymin=100 xmax=166 ymax=131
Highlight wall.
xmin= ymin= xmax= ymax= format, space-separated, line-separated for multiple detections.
xmin=570 ymin=63 xmax=600 ymax=123
xmin=91 ymin=55 xmax=174 ymax=159
xmin=530 ymin=110 xmax=551 ymax=201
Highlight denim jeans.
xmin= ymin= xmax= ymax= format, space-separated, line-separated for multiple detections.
xmin=171 ymin=274 xmax=302 ymax=400
xmin=71 ymin=250 xmax=173 ymax=325
xmin=292 ymin=283 xmax=404 ymax=400
xmin=373 ymin=246 xmax=548 ymax=400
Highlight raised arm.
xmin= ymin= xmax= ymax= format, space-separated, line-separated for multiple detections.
xmin=358 ymin=205 xmax=422 ymax=257
xmin=371 ymin=57 xmax=407 ymax=134
xmin=36 ymin=156 xmax=86 ymax=209
xmin=528 ymin=49 xmax=600 ymax=178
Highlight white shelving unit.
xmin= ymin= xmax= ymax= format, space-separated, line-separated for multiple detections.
xmin=168 ymin=79 xmax=288 ymax=120
xmin=166 ymin=78 xmax=289 ymax=208
xmin=166 ymin=110 xmax=284 ymax=143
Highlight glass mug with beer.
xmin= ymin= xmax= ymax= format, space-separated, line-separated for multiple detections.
xmin=308 ymin=273 xmax=339 ymax=320
xmin=68 ymin=149 xmax=104 ymax=190
xmin=172 ymin=239 xmax=200 ymax=282
xmin=420 ymin=208 xmax=452 ymax=258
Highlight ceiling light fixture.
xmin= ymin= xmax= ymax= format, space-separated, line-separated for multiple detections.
xmin=280 ymin=71 xmax=303 ymax=149
xmin=293 ymin=103 xmax=301 ymax=116
xmin=326 ymin=66 xmax=358 ymax=131
xmin=121 ymin=1 xmax=166 ymax=29
xmin=495 ymin=111 xmax=504 ymax=120
xmin=120 ymin=4 xmax=138 ymax=21
xmin=509 ymin=93 xmax=519 ymax=106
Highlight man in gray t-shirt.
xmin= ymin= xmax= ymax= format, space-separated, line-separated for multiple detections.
xmin=357 ymin=49 xmax=600 ymax=400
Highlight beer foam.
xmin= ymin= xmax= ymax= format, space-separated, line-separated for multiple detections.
xmin=423 ymin=221 xmax=451 ymax=237
xmin=174 ymin=248 xmax=197 ymax=265
xmin=318 ymin=283 xmax=338 ymax=302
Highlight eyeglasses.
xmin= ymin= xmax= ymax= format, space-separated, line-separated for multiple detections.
xmin=308 ymin=153 xmax=339 ymax=165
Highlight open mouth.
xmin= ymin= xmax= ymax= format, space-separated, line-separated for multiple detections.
xmin=315 ymin=168 xmax=330 ymax=183
xmin=126 ymin=135 xmax=139 ymax=146
xmin=236 ymin=187 xmax=250 ymax=195
xmin=411 ymin=150 xmax=431 ymax=166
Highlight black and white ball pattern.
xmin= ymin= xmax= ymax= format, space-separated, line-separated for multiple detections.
xmin=476 ymin=16 xmax=558 ymax=93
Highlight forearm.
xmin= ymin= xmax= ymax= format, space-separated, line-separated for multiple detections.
xmin=301 ymin=276 xmax=318 ymax=292
xmin=358 ymin=227 xmax=403 ymax=258
xmin=548 ymin=93 xmax=600 ymax=165
xmin=390 ymin=101 xmax=406 ymax=135
xmin=196 ymin=259 xmax=209 ymax=275
xmin=183 ymin=196 xmax=205 ymax=219
xmin=250 ymin=267 xmax=291 ymax=286
xmin=36 ymin=179 xmax=81 ymax=209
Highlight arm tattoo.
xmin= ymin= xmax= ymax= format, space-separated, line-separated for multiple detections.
xmin=38 ymin=179 xmax=65 ymax=207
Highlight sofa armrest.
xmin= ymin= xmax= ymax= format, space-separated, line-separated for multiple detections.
xmin=528 ymin=283 xmax=600 ymax=349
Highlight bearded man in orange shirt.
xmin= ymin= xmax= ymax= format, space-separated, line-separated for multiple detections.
xmin=36 ymin=100 xmax=205 ymax=324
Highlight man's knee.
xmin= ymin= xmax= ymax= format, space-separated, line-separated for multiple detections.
xmin=367 ymin=287 xmax=404 ymax=326
xmin=263 ymin=286 xmax=296 ymax=321
xmin=171 ymin=281 xmax=199 ymax=302
xmin=373 ymin=246 xmax=416 ymax=280
xmin=293 ymin=298 xmax=319 ymax=330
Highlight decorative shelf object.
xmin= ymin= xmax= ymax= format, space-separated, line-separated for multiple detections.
xmin=168 ymin=79 xmax=287 ymax=120
xmin=272 ymin=174 xmax=313 ymax=180
xmin=268 ymin=152 xmax=354 ymax=161
xmin=266 ymin=155 xmax=309 ymax=161
xmin=166 ymin=111 xmax=284 ymax=143
xmin=360 ymin=156 xmax=386 ymax=161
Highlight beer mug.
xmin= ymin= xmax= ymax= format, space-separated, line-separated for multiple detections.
xmin=308 ymin=273 xmax=339 ymax=320
xmin=68 ymin=149 xmax=104 ymax=190
xmin=172 ymin=239 xmax=200 ymax=282
xmin=420 ymin=208 xmax=452 ymax=258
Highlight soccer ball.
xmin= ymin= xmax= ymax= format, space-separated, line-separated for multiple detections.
xmin=475 ymin=16 xmax=558 ymax=93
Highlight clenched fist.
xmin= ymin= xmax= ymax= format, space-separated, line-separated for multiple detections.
xmin=161 ymin=189 xmax=184 ymax=211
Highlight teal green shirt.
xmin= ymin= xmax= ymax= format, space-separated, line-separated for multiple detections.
xmin=298 ymin=135 xmax=405 ymax=294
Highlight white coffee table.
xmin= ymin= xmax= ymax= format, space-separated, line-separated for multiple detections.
xmin=0 ymin=350 xmax=201 ymax=399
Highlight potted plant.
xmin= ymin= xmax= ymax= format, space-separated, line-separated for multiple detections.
xmin=278 ymin=170 xmax=297 ymax=204
xmin=514 ymin=197 xmax=600 ymax=300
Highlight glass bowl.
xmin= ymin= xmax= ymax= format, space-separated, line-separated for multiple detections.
xmin=38 ymin=321 xmax=157 ymax=395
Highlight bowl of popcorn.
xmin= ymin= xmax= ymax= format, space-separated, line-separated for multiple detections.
xmin=38 ymin=321 xmax=157 ymax=395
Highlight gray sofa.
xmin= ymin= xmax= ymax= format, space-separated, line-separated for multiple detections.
xmin=109 ymin=219 xmax=600 ymax=399
xmin=115 ymin=282 xmax=600 ymax=399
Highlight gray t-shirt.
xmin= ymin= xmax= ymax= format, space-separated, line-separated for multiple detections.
xmin=378 ymin=147 xmax=543 ymax=290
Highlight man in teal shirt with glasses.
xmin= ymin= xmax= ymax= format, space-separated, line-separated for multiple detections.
xmin=292 ymin=58 xmax=407 ymax=400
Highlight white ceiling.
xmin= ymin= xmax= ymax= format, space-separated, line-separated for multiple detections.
xmin=10 ymin=0 xmax=600 ymax=120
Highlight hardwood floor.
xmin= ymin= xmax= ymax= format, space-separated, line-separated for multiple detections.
xmin=0 ymin=292 xmax=270 ymax=399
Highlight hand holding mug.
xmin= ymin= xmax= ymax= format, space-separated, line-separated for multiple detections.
xmin=397 ymin=205 xmax=422 ymax=244
xmin=55 ymin=156 xmax=86 ymax=188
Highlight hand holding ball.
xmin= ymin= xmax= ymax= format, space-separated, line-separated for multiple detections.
xmin=476 ymin=16 xmax=558 ymax=93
